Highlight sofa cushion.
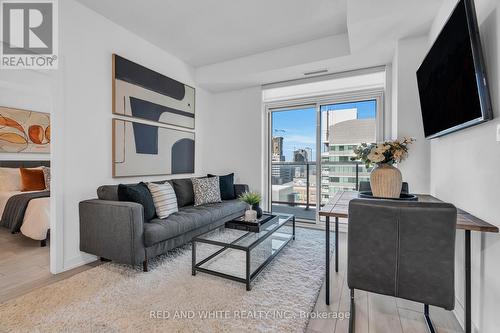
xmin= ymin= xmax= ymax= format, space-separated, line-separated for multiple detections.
xmin=192 ymin=176 xmax=221 ymax=206
xmin=172 ymin=178 xmax=195 ymax=207
xmin=146 ymin=182 xmax=178 ymax=219
xmin=143 ymin=200 xmax=246 ymax=247
xmin=208 ymin=173 xmax=235 ymax=200
xmin=98 ymin=185 xmax=120 ymax=201
xmin=97 ymin=180 xmax=171 ymax=201
xmin=118 ymin=182 xmax=156 ymax=221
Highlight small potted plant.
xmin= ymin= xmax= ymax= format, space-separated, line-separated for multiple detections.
xmin=239 ymin=191 xmax=263 ymax=219
xmin=351 ymin=137 xmax=415 ymax=198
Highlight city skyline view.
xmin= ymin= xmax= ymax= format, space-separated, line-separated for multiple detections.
xmin=272 ymin=100 xmax=377 ymax=161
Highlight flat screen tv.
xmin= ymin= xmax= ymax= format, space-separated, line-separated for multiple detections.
xmin=416 ymin=0 xmax=493 ymax=139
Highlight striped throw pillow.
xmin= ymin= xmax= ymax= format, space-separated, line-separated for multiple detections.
xmin=146 ymin=182 xmax=178 ymax=219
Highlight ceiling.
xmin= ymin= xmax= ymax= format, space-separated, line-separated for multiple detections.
xmin=76 ymin=0 xmax=347 ymax=67
xmin=76 ymin=0 xmax=444 ymax=91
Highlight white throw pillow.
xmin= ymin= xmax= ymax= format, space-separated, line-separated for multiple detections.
xmin=192 ymin=176 xmax=222 ymax=206
xmin=146 ymin=182 xmax=178 ymax=219
xmin=0 ymin=167 xmax=22 ymax=191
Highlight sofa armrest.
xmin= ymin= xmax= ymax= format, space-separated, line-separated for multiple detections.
xmin=79 ymin=199 xmax=145 ymax=265
xmin=234 ymin=184 xmax=249 ymax=198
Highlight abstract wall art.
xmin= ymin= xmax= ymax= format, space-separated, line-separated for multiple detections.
xmin=112 ymin=54 xmax=195 ymax=129
xmin=113 ymin=119 xmax=195 ymax=177
xmin=0 ymin=106 xmax=50 ymax=154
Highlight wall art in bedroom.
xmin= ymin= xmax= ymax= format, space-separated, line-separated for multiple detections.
xmin=112 ymin=54 xmax=195 ymax=129
xmin=0 ymin=106 xmax=50 ymax=154
xmin=113 ymin=119 xmax=195 ymax=177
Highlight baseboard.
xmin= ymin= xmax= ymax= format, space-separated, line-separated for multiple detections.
xmin=453 ymin=298 xmax=464 ymax=330
xmin=61 ymin=253 xmax=98 ymax=273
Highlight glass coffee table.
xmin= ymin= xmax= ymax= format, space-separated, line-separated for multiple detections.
xmin=192 ymin=213 xmax=295 ymax=290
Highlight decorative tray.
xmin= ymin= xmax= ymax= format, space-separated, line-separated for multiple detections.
xmin=225 ymin=213 xmax=276 ymax=232
xmin=358 ymin=191 xmax=418 ymax=201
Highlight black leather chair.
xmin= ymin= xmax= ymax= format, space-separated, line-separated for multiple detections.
xmin=347 ymin=198 xmax=457 ymax=333
xmin=358 ymin=180 xmax=409 ymax=194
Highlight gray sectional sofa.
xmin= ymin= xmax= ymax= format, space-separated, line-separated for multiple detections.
xmin=79 ymin=178 xmax=248 ymax=271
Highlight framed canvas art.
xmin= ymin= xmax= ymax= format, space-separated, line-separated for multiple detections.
xmin=112 ymin=119 xmax=195 ymax=177
xmin=0 ymin=106 xmax=50 ymax=153
xmin=112 ymin=54 xmax=195 ymax=129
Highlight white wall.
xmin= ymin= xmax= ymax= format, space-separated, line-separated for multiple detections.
xmin=391 ymin=36 xmax=431 ymax=194
xmin=201 ymin=87 xmax=264 ymax=194
xmin=0 ymin=70 xmax=54 ymax=160
xmin=428 ymin=0 xmax=500 ymax=332
xmin=53 ymin=0 xmax=212 ymax=272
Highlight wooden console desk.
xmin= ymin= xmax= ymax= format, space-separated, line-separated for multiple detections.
xmin=320 ymin=190 xmax=498 ymax=333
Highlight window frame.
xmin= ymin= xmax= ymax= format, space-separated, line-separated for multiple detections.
xmin=264 ymin=88 xmax=385 ymax=223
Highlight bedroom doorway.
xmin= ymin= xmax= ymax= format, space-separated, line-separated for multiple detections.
xmin=0 ymin=160 xmax=51 ymax=302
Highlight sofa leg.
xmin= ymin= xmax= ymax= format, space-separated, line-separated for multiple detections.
xmin=100 ymin=257 xmax=111 ymax=262
xmin=349 ymin=288 xmax=355 ymax=333
xmin=143 ymin=259 xmax=149 ymax=272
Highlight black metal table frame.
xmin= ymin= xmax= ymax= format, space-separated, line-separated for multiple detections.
xmin=325 ymin=216 xmax=338 ymax=306
xmin=192 ymin=215 xmax=295 ymax=291
xmin=325 ymin=217 xmax=474 ymax=333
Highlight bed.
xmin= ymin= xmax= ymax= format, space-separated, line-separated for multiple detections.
xmin=0 ymin=161 xmax=50 ymax=246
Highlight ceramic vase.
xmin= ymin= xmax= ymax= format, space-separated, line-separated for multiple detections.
xmin=370 ymin=163 xmax=402 ymax=198
xmin=252 ymin=203 xmax=263 ymax=218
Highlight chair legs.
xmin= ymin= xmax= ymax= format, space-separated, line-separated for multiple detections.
xmin=349 ymin=291 xmax=437 ymax=333
xmin=349 ymin=288 xmax=355 ymax=333
xmin=424 ymin=304 xmax=436 ymax=333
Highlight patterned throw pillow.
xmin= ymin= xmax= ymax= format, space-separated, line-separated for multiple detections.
xmin=146 ymin=182 xmax=178 ymax=219
xmin=42 ymin=166 xmax=51 ymax=190
xmin=192 ymin=176 xmax=222 ymax=206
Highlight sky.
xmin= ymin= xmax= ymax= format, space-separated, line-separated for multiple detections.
xmin=272 ymin=100 xmax=376 ymax=161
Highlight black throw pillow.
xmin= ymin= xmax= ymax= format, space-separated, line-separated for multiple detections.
xmin=208 ymin=173 xmax=235 ymax=200
xmin=172 ymin=178 xmax=195 ymax=207
xmin=117 ymin=182 xmax=156 ymax=221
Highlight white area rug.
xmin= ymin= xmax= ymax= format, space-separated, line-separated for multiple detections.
xmin=0 ymin=227 xmax=326 ymax=332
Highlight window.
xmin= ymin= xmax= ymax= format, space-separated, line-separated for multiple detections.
xmin=265 ymin=72 xmax=384 ymax=224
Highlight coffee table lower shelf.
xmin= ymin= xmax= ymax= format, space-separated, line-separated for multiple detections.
xmin=191 ymin=213 xmax=295 ymax=291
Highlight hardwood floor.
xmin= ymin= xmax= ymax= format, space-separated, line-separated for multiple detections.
xmin=0 ymin=228 xmax=99 ymax=303
xmin=0 ymin=226 xmax=463 ymax=332
xmin=306 ymin=231 xmax=463 ymax=333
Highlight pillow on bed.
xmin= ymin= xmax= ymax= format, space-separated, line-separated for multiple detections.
xmin=42 ymin=166 xmax=51 ymax=190
xmin=0 ymin=167 xmax=22 ymax=191
xmin=20 ymin=168 xmax=46 ymax=191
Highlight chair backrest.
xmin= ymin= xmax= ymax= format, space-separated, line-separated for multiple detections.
xmin=347 ymin=198 xmax=457 ymax=310
xmin=359 ymin=181 xmax=409 ymax=194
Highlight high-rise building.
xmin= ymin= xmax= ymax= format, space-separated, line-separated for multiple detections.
xmin=304 ymin=147 xmax=313 ymax=162
xmin=321 ymin=118 xmax=375 ymax=203
xmin=321 ymin=108 xmax=357 ymax=153
xmin=272 ymin=137 xmax=285 ymax=162
xmin=293 ymin=148 xmax=308 ymax=162
xmin=271 ymin=164 xmax=293 ymax=185
xmin=271 ymin=136 xmax=292 ymax=185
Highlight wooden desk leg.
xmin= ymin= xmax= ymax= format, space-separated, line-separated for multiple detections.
xmin=335 ymin=216 xmax=339 ymax=273
xmin=326 ymin=216 xmax=330 ymax=305
xmin=465 ymin=230 xmax=471 ymax=333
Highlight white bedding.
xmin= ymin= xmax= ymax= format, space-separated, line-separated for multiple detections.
xmin=0 ymin=191 xmax=50 ymax=241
